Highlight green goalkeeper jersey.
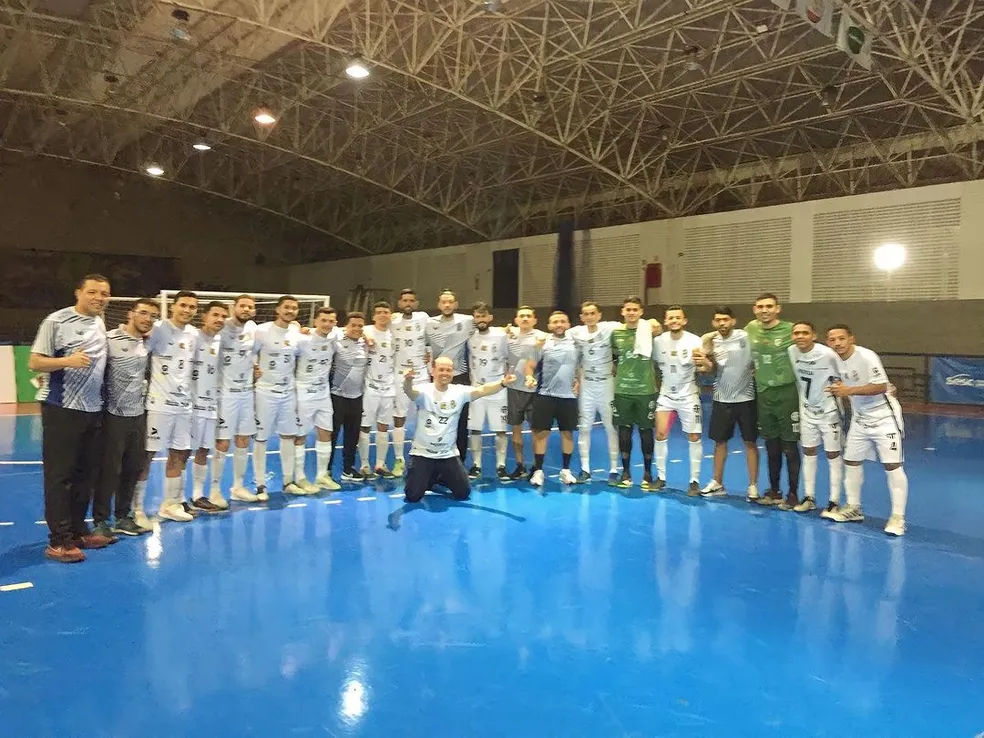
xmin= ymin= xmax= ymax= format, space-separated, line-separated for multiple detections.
xmin=611 ymin=327 xmax=657 ymax=395
xmin=745 ymin=319 xmax=795 ymax=389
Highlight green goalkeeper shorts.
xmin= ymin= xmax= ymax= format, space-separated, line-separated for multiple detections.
xmin=756 ymin=383 xmax=800 ymax=442
xmin=612 ymin=394 xmax=657 ymax=429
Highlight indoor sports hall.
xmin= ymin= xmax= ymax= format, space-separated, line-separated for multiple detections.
xmin=1 ymin=1 xmax=983 ymax=736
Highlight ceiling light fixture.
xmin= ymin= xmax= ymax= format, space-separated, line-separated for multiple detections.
xmin=145 ymin=164 xmax=165 ymax=177
xmin=755 ymin=24 xmax=769 ymax=34
xmin=345 ymin=56 xmax=370 ymax=80
xmin=253 ymin=106 xmax=277 ymax=126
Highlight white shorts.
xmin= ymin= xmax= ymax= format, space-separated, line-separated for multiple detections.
xmin=255 ymin=392 xmax=300 ymax=442
xmin=362 ymin=393 xmax=395 ymax=427
xmin=844 ymin=412 xmax=904 ymax=464
xmin=579 ymin=376 xmax=615 ymax=427
xmin=298 ymin=394 xmax=334 ymax=434
xmin=468 ymin=389 xmax=508 ymax=432
xmin=656 ymin=394 xmax=702 ymax=435
xmin=191 ymin=414 xmax=217 ymax=451
xmin=146 ymin=410 xmax=192 ymax=453
xmin=800 ymin=407 xmax=843 ymax=453
xmin=217 ymin=391 xmax=255 ymax=440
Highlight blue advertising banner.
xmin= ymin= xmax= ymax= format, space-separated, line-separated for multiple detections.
xmin=929 ymin=357 xmax=984 ymax=405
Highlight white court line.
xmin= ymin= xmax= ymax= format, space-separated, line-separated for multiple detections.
xmin=704 ymin=454 xmax=714 ymax=459
xmin=323 ymin=499 xmax=342 ymax=505
xmin=0 ymin=582 xmax=34 ymax=593
xmin=34 ymin=520 xmax=45 ymax=525
xmin=924 ymin=447 xmax=936 ymax=451
xmin=286 ymin=502 xmax=307 ymax=508
xmin=389 ymin=493 xmax=404 ymax=499
xmin=356 ymin=496 xmax=376 ymax=502
xmin=0 ymin=521 xmax=14 ymax=526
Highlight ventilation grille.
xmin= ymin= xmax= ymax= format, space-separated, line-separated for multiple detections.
xmin=522 ymin=240 xmax=557 ymax=307
xmin=577 ymin=233 xmax=641 ymax=305
xmin=415 ymin=250 xmax=466 ymax=305
xmin=812 ymin=199 xmax=961 ymax=302
xmin=682 ymin=218 xmax=792 ymax=303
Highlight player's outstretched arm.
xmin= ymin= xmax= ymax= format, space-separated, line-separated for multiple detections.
xmin=402 ymin=369 xmax=420 ymax=401
xmin=826 ymin=380 xmax=888 ymax=398
xmin=471 ymin=373 xmax=515 ymax=401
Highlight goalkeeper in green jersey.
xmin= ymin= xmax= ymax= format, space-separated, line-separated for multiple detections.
xmin=610 ymin=296 xmax=663 ymax=489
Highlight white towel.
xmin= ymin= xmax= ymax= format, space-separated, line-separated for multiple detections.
xmin=633 ymin=320 xmax=653 ymax=358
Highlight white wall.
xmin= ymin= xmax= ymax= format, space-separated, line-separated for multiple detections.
xmin=285 ymin=180 xmax=984 ymax=308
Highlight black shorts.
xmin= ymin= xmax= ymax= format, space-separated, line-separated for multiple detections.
xmin=507 ymin=388 xmax=536 ymax=426
xmin=708 ymin=400 xmax=758 ymax=443
xmin=532 ymin=395 xmax=578 ymax=432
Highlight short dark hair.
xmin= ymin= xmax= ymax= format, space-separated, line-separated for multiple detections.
xmin=316 ymin=307 xmax=337 ymax=318
xmin=665 ymin=304 xmax=685 ymax=315
xmin=754 ymin=292 xmax=779 ymax=304
xmin=549 ymin=311 xmax=569 ymax=320
xmin=233 ymin=294 xmax=254 ymax=305
xmin=372 ymin=300 xmax=392 ymax=312
xmin=173 ymin=290 xmax=198 ymax=302
xmin=131 ymin=298 xmax=159 ymax=313
xmin=204 ymin=301 xmax=229 ymax=314
xmin=438 ymin=289 xmax=457 ymax=301
xmin=399 ymin=288 xmax=416 ymax=298
xmin=78 ymin=274 xmax=110 ymax=289
xmin=346 ymin=311 xmax=366 ymax=323
xmin=580 ymin=300 xmax=601 ymax=312
xmin=516 ymin=305 xmax=535 ymax=314
xmin=622 ymin=296 xmax=643 ymax=307
xmin=472 ymin=301 xmax=492 ymax=314
xmin=827 ymin=323 xmax=852 ymax=336
xmin=793 ymin=320 xmax=816 ymax=332
xmin=712 ymin=306 xmax=734 ymax=318
xmin=276 ymin=295 xmax=298 ymax=307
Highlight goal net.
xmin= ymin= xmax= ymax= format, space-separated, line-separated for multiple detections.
xmin=104 ymin=290 xmax=331 ymax=331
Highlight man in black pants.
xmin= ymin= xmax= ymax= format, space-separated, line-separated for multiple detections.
xmin=424 ymin=290 xmax=474 ymax=461
xmin=329 ymin=312 xmax=369 ymax=481
xmin=29 ymin=274 xmax=113 ymax=563
xmin=402 ymin=357 xmax=515 ymax=503
xmin=96 ymin=297 xmax=159 ymax=537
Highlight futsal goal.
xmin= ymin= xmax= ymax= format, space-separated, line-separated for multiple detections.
xmin=104 ymin=290 xmax=332 ymax=329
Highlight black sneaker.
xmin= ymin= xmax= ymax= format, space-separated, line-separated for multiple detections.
xmin=92 ymin=522 xmax=119 ymax=543
xmin=509 ymin=463 xmax=527 ymax=481
xmin=341 ymin=468 xmax=365 ymax=482
xmin=687 ymin=481 xmax=701 ymax=497
xmin=112 ymin=517 xmax=147 ymax=537
xmin=574 ymin=470 xmax=591 ymax=484
xmin=608 ymin=472 xmax=621 ymax=487
xmin=468 ymin=465 xmax=482 ymax=480
xmin=496 ymin=466 xmax=510 ymax=481
xmin=181 ymin=502 xmax=200 ymax=517
xmin=192 ymin=497 xmax=223 ymax=514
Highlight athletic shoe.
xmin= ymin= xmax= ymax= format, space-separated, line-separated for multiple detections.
xmin=467 ymin=465 xmax=482 ymax=480
xmin=159 ymin=502 xmax=193 ymax=522
xmin=192 ymin=497 xmax=224 ymax=513
xmin=574 ymin=470 xmax=591 ymax=484
xmin=820 ymin=501 xmax=840 ymax=520
xmin=208 ymin=493 xmax=230 ymax=510
xmin=133 ymin=510 xmax=153 ymax=530
xmin=608 ymin=472 xmax=621 ymax=487
xmin=496 ymin=466 xmax=510 ymax=482
xmin=392 ymin=459 xmax=405 ymax=477
xmin=757 ymin=490 xmax=783 ymax=506
xmin=341 ymin=469 xmax=366 ymax=482
xmin=45 ymin=544 xmax=85 ymax=563
xmin=375 ymin=466 xmax=396 ymax=479
xmin=829 ymin=504 xmax=864 ymax=523
xmin=74 ymin=532 xmax=114 ymax=549
xmin=777 ymin=493 xmax=799 ymax=511
xmin=359 ymin=466 xmax=373 ymax=478
xmin=181 ymin=502 xmax=200 ymax=517
xmin=793 ymin=497 xmax=817 ymax=513
xmin=509 ymin=464 xmax=527 ymax=481
xmin=745 ymin=484 xmax=760 ymax=502
xmin=701 ymin=480 xmax=727 ymax=498
xmin=884 ymin=514 xmax=906 ymax=536
xmin=92 ymin=522 xmax=119 ymax=543
xmin=298 ymin=479 xmax=321 ymax=494
xmin=687 ymin=481 xmax=701 ymax=497
xmin=616 ymin=471 xmax=632 ymax=488
xmin=255 ymin=485 xmax=270 ymax=502
xmin=316 ymin=475 xmax=341 ymax=491
xmin=559 ymin=469 xmax=577 ymax=485
xmin=529 ymin=469 xmax=545 ymax=487
xmin=284 ymin=482 xmax=307 ymax=496
xmin=642 ymin=475 xmax=665 ymax=492
xmin=231 ymin=487 xmax=259 ymax=503
xmin=112 ymin=517 xmax=146 ymax=537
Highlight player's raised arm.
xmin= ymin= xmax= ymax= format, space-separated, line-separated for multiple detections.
xmin=471 ymin=373 xmax=516 ymax=401
xmin=402 ymin=368 xmax=420 ymax=401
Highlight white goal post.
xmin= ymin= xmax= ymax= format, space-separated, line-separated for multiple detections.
xmin=104 ymin=290 xmax=332 ymax=329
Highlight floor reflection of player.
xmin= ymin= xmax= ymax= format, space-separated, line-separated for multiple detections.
xmin=575 ymin=494 xmax=618 ymax=651
xmin=653 ymin=500 xmax=702 ymax=655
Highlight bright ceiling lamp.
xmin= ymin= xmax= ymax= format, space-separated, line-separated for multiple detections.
xmin=253 ymin=106 xmax=278 ymax=126
xmin=873 ymin=242 xmax=907 ymax=272
xmin=192 ymin=141 xmax=211 ymax=151
xmin=145 ymin=164 xmax=165 ymax=177
xmin=345 ymin=56 xmax=370 ymax=79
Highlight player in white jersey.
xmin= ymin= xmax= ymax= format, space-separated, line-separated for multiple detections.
xmin=570 ymin=301 xmax=622 ymax=483
xmin=188 ymin=301 xmax=229 ymax=514
xmin=788 ymin=321 xmax=843 ymax=515
xmin=825 ymin=325 xmax=908 ymax=536
xmin=215 ymin=295 xmax=258 ymax=502
xmin=696 ymin=307 xmax=759 ymax=501
xmin=652 ymin=306 xmax=705 ymax=494
xmin=295 ymin=306 xmax=341 ymax=491
xmin=360 ymin=301 xmax=398 ymax=477
xmin=391 ymin=288 xmax=431 ymax=476
xmin=504 ymin=306 xmax=543 ymax=480
xmin=253 ymin=296 xmax=306 ymax=499
xmin=525 ymin=311 xmax=581 ymax=487
xmin=137 ymin=290 xmax=200 ymax=523
xmin=30 ymin=274 xmax=112 ymax=562
xmin=466 ymin=302 xmax=510 ymax=480
xmin=425 ymin=290 xmax=475 ymax=461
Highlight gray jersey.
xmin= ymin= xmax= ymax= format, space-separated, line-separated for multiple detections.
xmin=104 ymin=328 xmax=149 ymax=417
xmin=330 ymin=336 xmax=368 ymax=399
xmin=31 ymin=307 xmax=107 ymax=412
xmin=535 ymin=334 xmax=578 ymax=399
xmin=425 ymin=314 xmax=473 ymax=376
xmin=710 ymin=329 xmax=755 ymax=404
xmin=507 ymin=329 xmax=544 ymax=394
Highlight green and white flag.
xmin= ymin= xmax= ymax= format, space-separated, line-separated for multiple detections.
xmin=837 ymin=9 xmax=874 ymax=70
xmin=796 ymin=0 xmax=836 ymax=38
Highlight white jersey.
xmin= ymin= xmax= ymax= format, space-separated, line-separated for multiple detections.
xmin=364 ymin=325 xmax=397 ymax=397
xmin=789 ymin=343 xmax=840 ymax=414
xmin=254 ymin=322 xmax=299 ymax=396
xmin=836 ymin=346 xmax=902 ymax=423
xmin=570 ymin=322 xmax=620 ymax=381
xmin=145 ymin=320 xmax=199 ymax=414
xmin=191 ymin=330 xmax=222 ymax=418
xmin=711 ymin=329 xmax=755 ymax=403
xmin=468 ymin=328 xmax=509 ymax=385
xmin=425 ymin=313 xmax=474 ymax=376
xmin=392 ymin=311 xmax=430 ymax=381
xmin=410 ymin=384 xmax=472 ymax=459
xmin=296 ymin=330 xmax=338 ymax=400
xmin=218 ymin=319 xmax=257 ymax=395
xmin=653 ymin=331 xmax=703 ymax=401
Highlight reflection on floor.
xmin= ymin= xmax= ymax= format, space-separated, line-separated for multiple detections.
xmin=1 ymin=407 xmax=982 ymax=737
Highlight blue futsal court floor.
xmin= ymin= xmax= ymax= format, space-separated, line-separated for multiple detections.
xmin=1 ymin=404 xmax=982 ymax=737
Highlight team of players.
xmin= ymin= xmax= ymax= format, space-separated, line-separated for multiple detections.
xmin=30 ymin=277 xmax=909 ymax=563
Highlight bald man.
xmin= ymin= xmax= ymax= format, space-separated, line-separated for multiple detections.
xmin=401 ymin=357 xmax=515 ymax=503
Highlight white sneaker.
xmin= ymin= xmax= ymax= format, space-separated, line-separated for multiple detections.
xmin=745 ymin=484 xmax=760 ymax=502
xmin=701 ymin=480 xmax=726 ymax=497
xmin=299 ymin=479 xmax=321 ymax=494
xmin=830 ymin=504 xmax=864 ymax=523
xmin=392 ymin=459 xmax=405 ymax=477
xmin=530 ymin=469 xmax=545 ymax=487
xmin=284 ymin=482 xmax=305 ymax=496
xmin=158 ymin=502 xmax=193 ymax=522
xmin=884 ymin=514 xmax=906 ymax=536
xmin=231 ymin=487 xmax=259 ymax=503
xmin=133 ymin=510 xmax=153 ymax=531
xmin=793 ymin=496 xmax=817 ymax=513
xmin=558 ymin=469 xmax=577 ymax=485
xmin=207 ymin=493 xmax=229 ymax=510
xmin=820 ymin=501 xmax=840 ymax=520
xmin=316 ymin=475 xmax=341 ymax=491
xmin=255 ymin=485 xmax=270 ymax=502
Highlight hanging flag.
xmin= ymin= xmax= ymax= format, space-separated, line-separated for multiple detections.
xmin=837 ymin=9 xmax=874 ymax=70
xmin=796 ymin=0 xmax=836 ymax=38
xmin=770 ymin=0 xmax=793 ymax=9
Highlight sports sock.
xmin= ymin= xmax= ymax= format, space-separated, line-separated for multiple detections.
xmin=886 ymin=467 xmax=908 ymax=517
xmin=358 ymin=431 xmax=371 ymax=470
xmin=133 ymin=480 xmax=147 ymax=512
xmin=618 ymin=426 xmax=632 ymax=472
xmin=233 ymin=447 xmax=248 ymax=488
xmin=294 ymin=444 xmax=307 ymax=482
xmin=844 ymin=463 xmax=863 ymax=507
xmin=280 ymin=442 xmax=295 ymax=485
xmin=469 ymin=434 xmax=483 ymax=469
xmin=391 ymin=426 xmax=406 ymax=461
xmin=828 ymin=455 xmax=843 ymax=504
xmin=253 ymin=441 xmax=267 ymax=487
xmin=802 ymin=454 xmax=817 ymax=499
xmin=376 ymin=431 xmax=390 ymax=469
xmin=782 ymin=441 xmax=801 ymax=496
xmin=578 ymin=425 xmax=591 ymax=473
xmin=534 ymin=453 xmax=545 ymax=471
xmin=688 ymin=440 xmax=702 ymax=482
xmin=605 ymin=421 xmax=619 ymax=472
xmin=562 ymin=452 xmax=572 ymax=469
xmin=640 ymin=428 xmax=654 ymax=477
xmin=212 ymin=451 xmax=226 ymax=491
xmin=316 ymin=440 xmax=332 ymax=477
xmin=654 ymin=439 xmax=668 ymax=479
xmin=164 ymin=476 xmax=180 ymax=505
xmin=765 ymin=438 xmax=782 ymax=491
xmin=192 ymin=460 xmax=207 ymax=497
xmin=494 ymin=434 xmax=508 ymax=468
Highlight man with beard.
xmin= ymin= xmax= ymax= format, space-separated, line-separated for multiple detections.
xmin=424 ymin=290 xmax=474 ymax=461
xmin=391 ymin=289 xmax=430 ymax=476
xmin=466 ymin=302 xmax=510 ymax=480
